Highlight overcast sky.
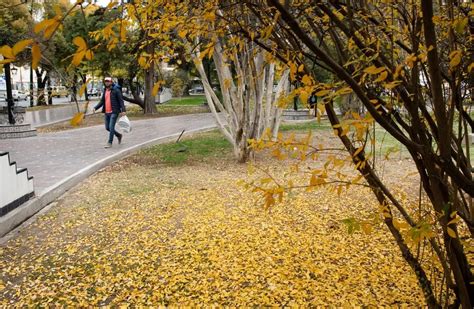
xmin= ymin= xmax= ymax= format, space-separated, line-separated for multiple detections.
xmin=94 ymin=0 xmax=110 ymax=6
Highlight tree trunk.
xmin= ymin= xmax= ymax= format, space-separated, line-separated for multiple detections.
xmin=70 ymin=74 xmax=77 ymax=103
xmin=47 ymin=78 xmax=52 ymax=105
xmin=35 ymin=69 xmax=48 ymax=106
xmin=143 ymin=43 xmax=157 ymax=114
xmin=192 ymin=39 xmax=289 ymax=162
xmin=81 ymin=74 xmax=89 ymax=101
xmin=123 ymin=77 xmax=144 ymax=108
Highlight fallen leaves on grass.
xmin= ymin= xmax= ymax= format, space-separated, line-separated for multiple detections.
xmin=0 ymin=161 xmax=424 ymax=306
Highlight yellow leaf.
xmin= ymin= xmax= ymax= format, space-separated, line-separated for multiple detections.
xmin=288 ymin=61 xmax=297 ymax=80
xmin=79 ymin=81 xmax=89 ymax=97
xmin=384 ymin=81 xmax=401 ymax=89
xmin=405 ymin=54 xmax=417 ymax=68
xmin=361 ymin=223 xmax=372 ymax=234
xmin=353 ymin=146 xmax=364 ymax=157
xmin=447 ymin=227 xmax=457 ymax=238
xmin=0 ymin=59 xmax=15 ymax=64
xmin=71 ymin=50 xmax=86 ymax=66
xmin=31 ymin=44 xmax=41 ymax=69
xmin=374 ymin=71 xmax=388 ymax=83
xmin=0 ymin=45 xmax=14 ymax=59
xmin=364 ymin=65 xmax=385 ymax=75
xmin=152 ymin=81 xmax=163 ymax=97
xmin=261 ymin=24 xmax=273 ymax=40
xmin=468 ymin=62 xmax=474 ymax=73
xmin=43 ymin=21 xmax=59 ymax=39
xmin=453 ymin=17 xmax=468 ymax=34
xmin=223 ymin=79 xmax=231 ymax=90
xmin=301 ymin=74 xmax=312 ymax=86
xmin=448 ymin=217 xmax=460 ymax=225
xmin=207 ymin=46 xmax=214 ymax=59
xmin=106 ymin=1 xmax=116 ymax=9
xmin=309 ymin=174 xmax=325 ymax=186
xmin=335 ymin=87 xmax=352 ymax=95
xmin=315 ymin=89 xmax=330 ymax=97
xmin=120 ymin=23 xmax=127 ymax=42
xmin=178 ymin=30 xmax=187 ymax=38
xmin=12 ymin=39 xmax=33 ymax=56
xmin=85 ymin=50 xmax=94 ymax=60
xmin=449 ymin=50 xmax=462 ymax=68
xmin=34 ymin=19 xmax=55 ymax=34
xmin=70 ymin=112 xmax=84 ymax=126
xmin=73 ymin=37 xmax=87 ymax=51
xmin=204 ymin=11 xmax=216 ymax=22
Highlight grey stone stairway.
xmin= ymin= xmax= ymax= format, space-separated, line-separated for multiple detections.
xmin=0 ymin=124 xmax=37 ymax=139
xmin=0 ymin=152 xmax=34 ymax=218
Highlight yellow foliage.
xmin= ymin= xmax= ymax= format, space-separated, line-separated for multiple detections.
xmin=70 ymin=112 xmax=84 ymax=126
xmin=301 ymin=74 xmax=312 ymax=86
xmin=449 ymin=50 xmax=462 ymax=68
xmin=152 ymin=80 xmax=164 ymax=96
xmin=31 ymin=44 xmax=41 ymax=69
xmin=12 ymin=39 xmax=33 ymax=56
xmin=315 ymin=89 xmax=331 ymax=97
xmin=363 ymin=66 xmax=385 ymax=75
xmin=0 ymin=162 xmax=426 ymax=306
xmin=73 ymin=36 xmax=87 ymax=50
xmin=373 ymin=71 xmax=388 ymax=83
xmin=0 ymin=46 xmax=14 ymax=59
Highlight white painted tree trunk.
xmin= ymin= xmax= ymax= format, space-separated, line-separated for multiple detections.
xmin=193 ymin=40 xmax=289 ymax=162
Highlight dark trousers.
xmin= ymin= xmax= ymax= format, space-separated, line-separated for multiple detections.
xmin=105 ymin=113 xmax=122 ymax=144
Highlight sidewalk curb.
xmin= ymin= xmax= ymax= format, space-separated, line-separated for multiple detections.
xmin=32 ymin=111 xmax=95 ymax=128
xmin=0 ymin=125 xmax=216 ymax=243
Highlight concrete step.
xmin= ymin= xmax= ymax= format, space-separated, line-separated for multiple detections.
xmin=0 ymin=123 xmax=32 ymax=133
xmin=0 ymin=152 xmax=35 ymax=217
xmin=282 ymin=109 xmax=315 ymax=120
xmin=0 ymin=124 xmax=37 ymax=139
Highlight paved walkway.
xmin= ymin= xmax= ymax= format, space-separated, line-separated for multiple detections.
xmin=25 ymin=101 xmax=97 ymax=128
xmin=0 ymin=113 xmax=217 ymax=194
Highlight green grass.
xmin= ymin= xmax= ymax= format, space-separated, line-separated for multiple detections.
xmin=140 ymin=131 xmax=232 ymax=165
xmin=165 ymin=96 xmax=207 ymax=106
xmin=280 ymin=119 xmax=332 ymax=132
xmin=156 ymin=105 xmax=209 ymax=116
xmin=124 ymin=104 xmax=210 ymax=118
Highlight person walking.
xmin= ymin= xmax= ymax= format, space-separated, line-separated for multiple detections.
xmin=92 ymin=77 xmax=126 ymax=148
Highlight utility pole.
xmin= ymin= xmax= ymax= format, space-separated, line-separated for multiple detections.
xmin=5 ymin=64 xmax=15 ymax=125
xmin=29 ymin=0 xmax=34 ymax=107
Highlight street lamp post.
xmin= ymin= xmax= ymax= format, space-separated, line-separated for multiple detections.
xmin=29 ymin=0 xmax=34 ymax=107
xmin=4 ymin=63 xmax=15 ymax=125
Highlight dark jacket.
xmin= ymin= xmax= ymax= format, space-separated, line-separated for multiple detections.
xmin=94 ymin=84 xmax=126 ymax=114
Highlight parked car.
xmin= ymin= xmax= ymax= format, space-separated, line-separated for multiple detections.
xmin=1 ymin=79 xmax=28 ymax=102
xmin=0 ymin=90 xmax=27 ymax=102
xmin=51 ymin=86 xmax=68 ymax=98
xmin=87 ymin=88 xmax=101 ymax=97
xmin=12 ymin=90 xmax=27 ymax=101
xmin=188 ymin=86 xmax=205 ymax=95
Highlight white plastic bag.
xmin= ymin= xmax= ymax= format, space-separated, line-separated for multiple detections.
xmin=117 ymin=115 xmax=132 ymax=133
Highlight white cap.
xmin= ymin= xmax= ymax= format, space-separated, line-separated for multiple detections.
xmin=104 ymin=77 xmax=112 ymax=81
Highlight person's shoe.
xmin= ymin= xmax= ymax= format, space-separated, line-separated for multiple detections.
xmin=104 ymin=143 xmax=112 ymax=148
xmin=118 ymin=135 xmax=122 ymax=145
